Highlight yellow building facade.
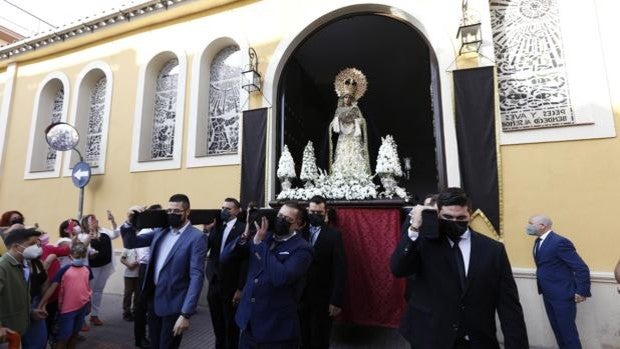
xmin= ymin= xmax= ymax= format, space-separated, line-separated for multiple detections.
xmin=0 ymin=0 xmax=618 ymax=345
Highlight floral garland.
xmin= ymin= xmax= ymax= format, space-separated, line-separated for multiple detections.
xmin=300 ymin=141 xmax=319 ymax=184
xmin=276 ymin=144 xmax=296 ymax=179
xmin=375 ymin=135 xmax=403 ymax=177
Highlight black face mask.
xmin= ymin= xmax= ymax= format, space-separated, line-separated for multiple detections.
xmin=439 ymin=219 xmax=468 ymax=240
xmin=10 ymin=217 xmax=24 ymax=225
xmin=307 ymin=214 xmax=325 ymax=227
xmin=274 ymin=217 xmax=292 ymax=236
xmin=167 ymin=213 xmax=185 ymax=229
xmin=220 ymin=209 xmax=231 ymax=222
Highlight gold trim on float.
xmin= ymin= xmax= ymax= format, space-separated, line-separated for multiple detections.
xmin=470 ymin=208 xmax=501 ymax=241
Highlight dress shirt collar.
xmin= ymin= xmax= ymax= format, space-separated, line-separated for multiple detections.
xmin=538 ymin=230 xmax=552 ymax=243
xmin=225 ymin=218 xmax=237 ymax=228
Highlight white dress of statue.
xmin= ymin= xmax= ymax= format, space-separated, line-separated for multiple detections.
xmin=329 ymin=68 xmax=371 ymax=177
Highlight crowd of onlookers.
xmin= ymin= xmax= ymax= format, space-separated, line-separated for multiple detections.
xmin=0 ymin=210 xmax=121 ymax=349
xmin=2 ymin=189 xmax=620 ymax=349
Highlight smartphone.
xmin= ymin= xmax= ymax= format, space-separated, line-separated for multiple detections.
xmin=420 ymin=209 xmax=440 ymax=240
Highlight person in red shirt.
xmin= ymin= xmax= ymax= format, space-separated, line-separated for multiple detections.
xmin=40 ymin=230 xmax=71 ymax=341
xmin=38 ymin=242 xmax=93 ymax=349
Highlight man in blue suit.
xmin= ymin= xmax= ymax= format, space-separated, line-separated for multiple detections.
xmin=221 ymin=202 xmax=313 ymax=348
xmin=121 ymin=194 xmax=207 ymax=349
xmin=527 ymin=215 xmax=590 ymax=349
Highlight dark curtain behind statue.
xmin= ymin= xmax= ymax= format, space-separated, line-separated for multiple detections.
xmin=453 ymin=66 xmax=500 ymax=232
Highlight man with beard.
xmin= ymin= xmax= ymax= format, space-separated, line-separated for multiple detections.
xmin=221 ymin=202 xmax=313 ymax=349
xmin=121 ymin=194 xmax=207 ymax=349
xmin=391 ymin=188 xmax=528 ymax=349
xmin=204 ymin=197 xmax=247 ymax=349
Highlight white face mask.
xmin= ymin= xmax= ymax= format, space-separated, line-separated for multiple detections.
xmin=20 ymin=244 xmax=43 ymax=260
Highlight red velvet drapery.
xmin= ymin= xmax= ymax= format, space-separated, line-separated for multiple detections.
xmin=334 ymin=208 xmax=406 ymax=328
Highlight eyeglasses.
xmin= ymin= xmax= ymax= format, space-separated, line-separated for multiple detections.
xmin=167 ymin=209 xmax=186 ymax=215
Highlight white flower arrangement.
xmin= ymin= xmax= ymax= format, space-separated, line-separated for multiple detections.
xmin=375 ymin=135 xmax=403 ymax=177
xmin=276 ymin=145 xmax=296 ymax=179
xmin=278 ymin=168 xmax=378 ymax=201
xmin=300 ymin=141 xmax=319 ymax=186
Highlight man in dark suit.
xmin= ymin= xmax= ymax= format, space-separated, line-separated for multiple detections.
xmin=391 ymin=187 xmax=528 ymax=349
xmin=300 ymin=195 xmax=346 ymax=349
xmin=221 ymin=201 xmax=313 ymax=348
xmin=526 ymin=215 xmax=590 ymax=349
xmin=121 ymin=194 xmax=207 ymax=349
xmin=205 ymin=197 xmax=247 ymax=349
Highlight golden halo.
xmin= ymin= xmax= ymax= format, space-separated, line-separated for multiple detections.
xmin=334 ymin=67 xmax=368 ymax=101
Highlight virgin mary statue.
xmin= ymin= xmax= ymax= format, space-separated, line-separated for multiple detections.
xmin=329 ymin=68 xmax=371 ymax=177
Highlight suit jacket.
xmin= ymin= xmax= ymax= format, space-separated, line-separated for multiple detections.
xmin=391 ymin=229 xmax=528 ymax=349
xmin=301 ymin=225 xmax=347 ymax=307
xmin=221 ymin=232 xmax=313 ymax=343
xmin=534 ymin=231 xmax=590 ymax=300
xmin=206 ymin=219 xmax=248 ymax=297
xmin=121 ymin=222 xmax=207 ymax=317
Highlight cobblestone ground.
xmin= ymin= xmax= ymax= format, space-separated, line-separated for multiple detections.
xmin=80 ymin=293 xmax=408 ymax=348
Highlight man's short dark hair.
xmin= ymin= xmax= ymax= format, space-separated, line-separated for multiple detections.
xmin=148 ymin=204 xmax=162 ymax=210
xmin=283 ymin=201 xmax=304 ymax=220
xmin=4 ymin=228 xmax=41 ymax=248
xmin=169 ymin=194 xmax=190 ymax=209
xmin=309 ymin=195 xmax=327 ymax=206
xmin=224 ymin=198 xmax=241 ymax=209
xmin=436 ymin=187 xmax=471 ymax=211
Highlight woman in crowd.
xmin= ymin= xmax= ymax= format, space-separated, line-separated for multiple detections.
xmin=81 ymin=211 xmax=119 ymax=326
xmin=0 ymin=210 xmax=25 ymax=239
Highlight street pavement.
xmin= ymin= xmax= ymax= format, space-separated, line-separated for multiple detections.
xmin=82 ymin=293 xmax=408 ymax=348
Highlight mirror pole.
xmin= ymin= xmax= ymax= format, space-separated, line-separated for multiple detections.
xmin=73 ymin=148 xmax=85 ymax=220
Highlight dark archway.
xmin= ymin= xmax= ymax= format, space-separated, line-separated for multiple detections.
xmin=277 ymin=13 xmax=445 ymax=201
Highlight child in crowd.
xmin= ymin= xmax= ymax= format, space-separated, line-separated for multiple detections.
xmin=38 ymin=242 xmax=93 ymax=349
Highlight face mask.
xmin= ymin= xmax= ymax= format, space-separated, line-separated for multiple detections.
xmin=73 ymin=226 xmax=82 ymax=234
xmin=20 ymin=244 xmax=42 ymax=260
xmin=308 ymin=214 xmax=325 ymax=227
xmin=439 ymin=219 xmax=468 ymax=240
xmin=72 ymin=258 xmax=84 ymax=267
xmin=220 ymin=209 xmax=231 ymax=222
xmin=167 ymin=213 xmax=184 ymax=228
xmin=525 ymin=224 xmax=538 ymax=236
xmin=274 ymin=217 xmax=292 ymax=236
xmin=10 ymin=217 xmax=24 ymax=225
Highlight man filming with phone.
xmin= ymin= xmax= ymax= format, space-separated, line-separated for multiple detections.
xmin=391 ymin=188 xmax=528 ymax=349
xmin=120 ymin=194 xmax=207 ymax=349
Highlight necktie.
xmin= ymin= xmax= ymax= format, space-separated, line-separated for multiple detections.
xmin=309 ymin=226 xmax=320 ymax=246
xmin=534 ymin=238 xmax=541 ymax=258
xmin=450 ymin=237 xmax=466 ymax=291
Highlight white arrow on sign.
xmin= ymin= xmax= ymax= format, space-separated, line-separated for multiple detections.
xmin=73 ymin=169 xmax=90 ymax=180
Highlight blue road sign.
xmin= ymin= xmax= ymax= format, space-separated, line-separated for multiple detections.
xmin=71 ymin=161 xmax=92 ymax=188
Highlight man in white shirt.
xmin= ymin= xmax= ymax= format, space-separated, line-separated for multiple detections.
xmin=391 ymin=187 xmax=528 ymax=349
xmin=121 ymin=194 xmax=207 ymax=349
xmin=204 ymin=198 xmax=246 ymax=349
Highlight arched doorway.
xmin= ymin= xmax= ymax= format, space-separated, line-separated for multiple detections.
xmin=274 ymin=13 xmax=445 ymax=201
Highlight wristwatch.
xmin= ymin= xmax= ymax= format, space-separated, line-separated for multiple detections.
xmin=181 ymin=313 xmax=192 ymax=319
